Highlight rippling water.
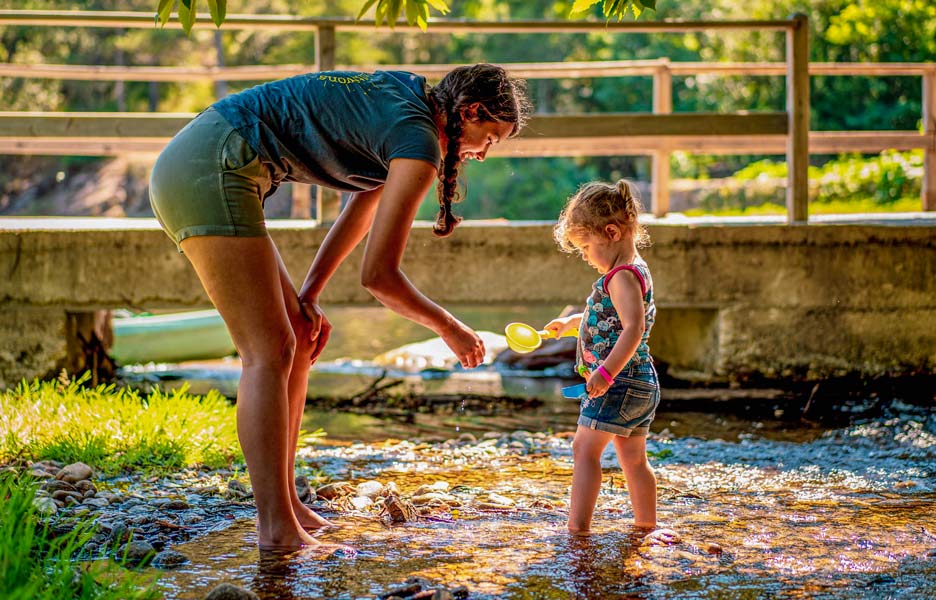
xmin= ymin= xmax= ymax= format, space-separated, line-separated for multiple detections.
xmin=153 ymin=400 xmax=936 ymax=599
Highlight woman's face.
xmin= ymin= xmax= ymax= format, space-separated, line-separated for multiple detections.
xmin=453 ymin=103 xmax=515 ymax=163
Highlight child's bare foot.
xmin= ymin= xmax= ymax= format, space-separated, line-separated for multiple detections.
xmin=641 ymin=528 xmax=681 ymax=546
xmin=567 ymin=525 xmax=593 ymax=536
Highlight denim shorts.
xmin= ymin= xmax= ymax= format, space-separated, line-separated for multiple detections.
xmin=149 ymin=108 xmax=273 ymax=251
xmin=577 ymin=360 xmax=660 ymax=437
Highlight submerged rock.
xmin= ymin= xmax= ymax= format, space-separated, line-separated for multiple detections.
xmin=204 ymin=583 xmax=259 ymax=600
xmin=152 ymin=549 xmax=189 ymax=568
xmin=381 ymin=494 xmax=418 ymax=523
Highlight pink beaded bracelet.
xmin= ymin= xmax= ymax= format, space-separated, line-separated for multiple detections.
xmin=596 ymin=365 xmax=614 ymax=384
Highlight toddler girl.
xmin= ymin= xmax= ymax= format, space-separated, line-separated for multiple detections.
xmin=545 ymin=179 xmax=660 ymax=533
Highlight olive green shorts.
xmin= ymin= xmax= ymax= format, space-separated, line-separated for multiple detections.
xmin=149 ymin=107 xmax=273 ymax=251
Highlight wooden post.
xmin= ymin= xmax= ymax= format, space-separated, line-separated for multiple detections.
xmin=315 ymin=25 xmax=335 ymax=71
xmin=785 ymin=13 xmax=809 ymax=223
xmin=290 ymin=183 xmax=313 ymax=219
xmin=923 ymin=68 xmax=936 ymax=211
xmin=314 ymin=25 xmax=341 ymax=225
xmin=214 ymin=30 xmax=228 ymax=100
xmin=315 ymin=187 xmax=342 ymax=225
xmin=652 ymin=61 xmax=672 ymax=217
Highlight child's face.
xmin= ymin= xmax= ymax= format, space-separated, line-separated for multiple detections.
xmin=568 ymin=228 xmax=620 ymax=273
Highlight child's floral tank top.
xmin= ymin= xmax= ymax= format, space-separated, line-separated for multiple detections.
xmin=576 ymin=257 xmax=656 ymax=377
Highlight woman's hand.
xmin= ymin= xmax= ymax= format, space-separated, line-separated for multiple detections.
xmin=585 ymin=369 xmax=611 ymax=398
xmin=441 ymin=319 xmax=486 ymax=369
xmin=298 ymin=298 xmax=332 ymax=364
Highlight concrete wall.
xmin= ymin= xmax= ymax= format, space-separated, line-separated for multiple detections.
xmin=1 ymin=215 xmax=934 ymax=387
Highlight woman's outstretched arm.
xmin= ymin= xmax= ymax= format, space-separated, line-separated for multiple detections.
xmin=360 ymin=158 xmax=485 ymax=368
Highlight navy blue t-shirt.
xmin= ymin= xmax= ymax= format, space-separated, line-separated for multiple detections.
xmin=212 ymin=70 xmax=441 ymax=191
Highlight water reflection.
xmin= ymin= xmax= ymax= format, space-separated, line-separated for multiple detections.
xmin=154 ymin=404 xmax=936 ymax=599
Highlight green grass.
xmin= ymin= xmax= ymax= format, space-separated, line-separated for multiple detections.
xmin=0 ymin=375 xmax=242 ymax=474
xmin=0 ymin=473 xmax=159 ymax=600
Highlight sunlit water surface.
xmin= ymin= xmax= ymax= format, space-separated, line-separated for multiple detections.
xmin=126 ymin=305 xmax=935 ymax=597
xmin=153 ymin=402 xmax=936 ymax=599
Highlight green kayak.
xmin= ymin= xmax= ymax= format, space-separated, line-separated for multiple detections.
xmin=111 ymin=309 xmax=235 ymax=364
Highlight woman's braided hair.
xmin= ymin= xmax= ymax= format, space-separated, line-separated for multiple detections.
xmin=428 ymin=64 xmax=531 ymax=237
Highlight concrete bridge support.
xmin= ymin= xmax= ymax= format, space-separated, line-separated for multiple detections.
xmin=0 ymin=216 xmax=934 ymax=388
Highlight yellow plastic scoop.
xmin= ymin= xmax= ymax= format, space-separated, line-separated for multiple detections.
xmin=504 ymin=322 xmax=579 ymax=354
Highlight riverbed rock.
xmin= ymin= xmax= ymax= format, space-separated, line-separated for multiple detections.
xmin=642 ymin=528 xmax=682 ymax=546
xmin=32 ymin=496 xmax=57 ymax=516
xmin=204 ymin=583 xmax=259 ymax=600
xmin=225 ymin=479 xmax=251 ymax=499
xmin=152 ymin=549 xmax=189 ymax=568
xmin=295 ymin=475 xmax=311 ymax=503
xmin=350 ymin=496 xmax=374 ymax=510
xmin=411 ymin=492 xmax=459 ymax=506
xmin=382 ymin=494 xmax=417 ymax=523
xmin=116 ymin=540 xmax=156 ymax=565
xmin=83 ymin=497 xmax=109 ymax=509
xmin=413 ymin=481 xmax=450 ymax=496
xmin=486 ymin=493 xmax=515 ymax=507
xmin=356 ymin=480 xmax=384 ymax=498
xmin=316 ymin=482 xmax=354 ymax=500
xmin=56 ymin=462 xmax=93 ymax=483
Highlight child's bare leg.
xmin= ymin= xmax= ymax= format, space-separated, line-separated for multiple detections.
xmin=612 ymin=434 xmax=657 ymax=528
xmin=568 ymin=426 xmax=614 ymax=534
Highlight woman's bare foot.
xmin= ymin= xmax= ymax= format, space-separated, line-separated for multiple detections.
xmin=293 ymin=502 xmax=336 ymax=530
xmin=256 ymin=518 xmax=318 ymax=551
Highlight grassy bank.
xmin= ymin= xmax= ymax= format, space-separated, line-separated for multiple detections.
xmin=0 ymin=376 xmax=245 ymax=599
xmin=0 ymin=473 xmax=159 ymax=599
xmin=0 ymin=375 xmax=241 ymax=474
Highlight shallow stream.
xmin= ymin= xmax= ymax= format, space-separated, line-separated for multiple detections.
xmin=149 ymin=397 xmax=936 ymax=599
xmin=122 ymin=306 xmax=936 ymax=598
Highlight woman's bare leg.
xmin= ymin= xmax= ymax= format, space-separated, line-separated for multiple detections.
xmin=612 ymin=434 xmax=657 ymax=528
xmin=271 ymin=247 xmax=334 ymax=529
xmin=180 ymin=235 xmax=316 ymax=550
xmin=568 ymin=426 xmax=613 ymax=534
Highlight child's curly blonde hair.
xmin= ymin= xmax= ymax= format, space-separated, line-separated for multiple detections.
xmin=554 ymin=179 xmax=650 ymax=253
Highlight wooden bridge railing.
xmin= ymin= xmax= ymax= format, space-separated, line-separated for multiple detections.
xmin=1 ymin=10 xmax=934 ymax=221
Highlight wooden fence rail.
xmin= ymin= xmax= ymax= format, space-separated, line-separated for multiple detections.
xmin=1 ymin=10 xmax=934 ymax=217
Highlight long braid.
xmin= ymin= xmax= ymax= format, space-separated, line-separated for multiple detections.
xmin=427 ymin=64 xmax=531 ymax=238
xmin=435 ymin=93 xmax=464 ymax=237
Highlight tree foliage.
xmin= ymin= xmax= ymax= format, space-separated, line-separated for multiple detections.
xmin=155 ymin=0 xmax=656 ymax=34
xmin=2 ymin=0 xmax=933 ymax=218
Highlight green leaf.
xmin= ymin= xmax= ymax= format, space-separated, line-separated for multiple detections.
xmin=418 ymin=0 xmax=430 ymax=30
xmin=356 ymin=0 xmax=379 ymax=21
xmin=374 ymin=0 xmax=388 ymax=25
xmin=630 ymin=0 xmax=644 ymax=18
xmin=387 ymin=0 xmax=404 ymax=27
xmin=206 ymin=0 xmax=225 ymax=27
xmin=570 ymin=0 xmax=600 ymax=15
xmin=155 ymin=0 xmax=174 ymax=27
xmin=178 ymin=0 xmax=197 ymax=35
xmin=426 ymin=0 xmax=450 ymax=15
xmin=405 ymin=0 xmax=421 ymax=29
